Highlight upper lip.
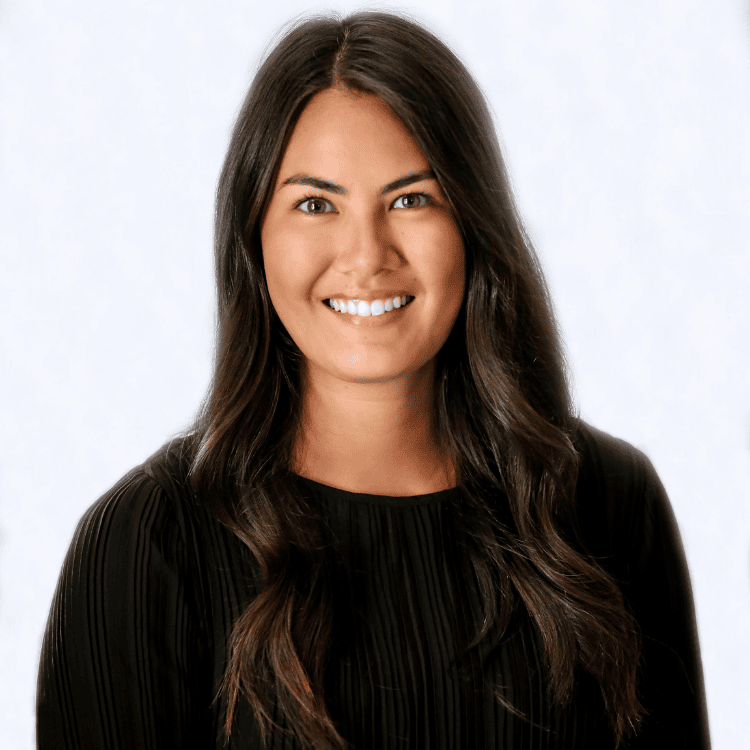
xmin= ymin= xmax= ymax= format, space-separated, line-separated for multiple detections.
xmin=323 ymin=291 xmax=414 ymax=302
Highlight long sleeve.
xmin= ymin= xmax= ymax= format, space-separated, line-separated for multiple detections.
xmin=623 ymin=453 xmax=711 ymax=749
xmin=36 ymin=466 xmax=214 ymax=749
xmin=574 ymin=423 xmax=711 ymax=749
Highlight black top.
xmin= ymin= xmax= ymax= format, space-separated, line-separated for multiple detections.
xmin=36 ymin=421 xmax=710 ymax=749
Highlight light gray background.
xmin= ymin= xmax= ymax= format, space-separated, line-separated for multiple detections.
xmin=2 ymin=1 xmax=748 ymax=747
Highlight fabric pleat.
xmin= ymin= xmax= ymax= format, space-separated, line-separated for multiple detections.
xmin=36 ymin=423 xmax=710 ymax=749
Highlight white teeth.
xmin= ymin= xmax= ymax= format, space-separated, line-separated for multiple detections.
xmin=327 ymin=295 xmax=412 ymax=316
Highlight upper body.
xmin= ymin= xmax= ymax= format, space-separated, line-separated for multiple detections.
xmin=36 ymin=420 xmax=710 ymax=749
xmin=37 ymin=10 xmax=712 ymax=750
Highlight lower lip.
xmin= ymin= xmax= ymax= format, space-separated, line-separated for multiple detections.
xmin=322 ymin=299 xmax=415 ymax=328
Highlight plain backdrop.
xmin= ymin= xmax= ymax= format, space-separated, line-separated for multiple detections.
xmin=2 ymin=1 xmax=748 ymax=747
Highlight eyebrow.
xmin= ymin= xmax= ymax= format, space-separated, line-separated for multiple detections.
xmin=279 ymin=168 xmax=437 ymax=197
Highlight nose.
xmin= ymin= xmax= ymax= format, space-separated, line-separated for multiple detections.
xmin=333 ymin=211 xmax=401 ymax=278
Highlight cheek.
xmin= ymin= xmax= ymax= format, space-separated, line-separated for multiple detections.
xmin=263 ymin=226 xmax=319 ymax=299
xmin=423 ymin=224 xmax=465 ymax=296
xmin=440 ymin=244 xmax=466 ymax=321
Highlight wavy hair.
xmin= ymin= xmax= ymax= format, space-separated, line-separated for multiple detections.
xmin=187 ymin=8 xmax=644 ymax=749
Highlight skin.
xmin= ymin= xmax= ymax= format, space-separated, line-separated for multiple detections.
xmin=261 ymin=87 xmax=465 ymax=496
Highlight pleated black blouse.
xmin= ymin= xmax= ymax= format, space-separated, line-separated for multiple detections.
xmin=36 ymin=421 xmax=710 ymax=749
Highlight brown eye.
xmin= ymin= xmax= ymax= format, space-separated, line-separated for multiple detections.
xmin=392 ymin=193 xmax=430 ymax=210
xmin=295 ymin=195 xmax=333 ymax=214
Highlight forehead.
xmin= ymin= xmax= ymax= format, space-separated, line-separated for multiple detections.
xmin=276 ymin=88 xmax=428 ymax=178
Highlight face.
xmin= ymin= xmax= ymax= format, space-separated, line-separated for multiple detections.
xmin=261 ymin=87 xmax=465 ymax=387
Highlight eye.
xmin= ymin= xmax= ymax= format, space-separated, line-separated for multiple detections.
xmin=293 ymin=191 xmax=435 ymax=216
xmin=392 ymin=193 xmax=432 ymax=210
xmin=295 ymin=194 xmax=334 ymax=215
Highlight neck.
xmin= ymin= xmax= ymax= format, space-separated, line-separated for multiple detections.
xmin=292 ymin=359 xmax=456 ymax=495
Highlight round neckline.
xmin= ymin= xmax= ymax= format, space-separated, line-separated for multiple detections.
xmin=294 ymin=473 xmax=458 ymax=506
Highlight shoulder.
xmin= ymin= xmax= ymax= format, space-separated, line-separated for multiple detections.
xmin=573 ymin=419 xmax=657 ymax=488
xmin=67 ymin=434 xmax=200 ymax=575
xmin=571 ymin=420 xmax=669 ymax=572
xmin=39 ymin=436 xmax=219 ymax=746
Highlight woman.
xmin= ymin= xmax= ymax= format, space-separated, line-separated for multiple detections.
xmin=36 ymin=9 xmax=710 ymax=749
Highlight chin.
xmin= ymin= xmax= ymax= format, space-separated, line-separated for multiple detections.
xmin=331 ymin=350 xmax=432 ymax=382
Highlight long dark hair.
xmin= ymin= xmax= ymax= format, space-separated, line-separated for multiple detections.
xmin=187 ymin=9 xmax=644 ymax=749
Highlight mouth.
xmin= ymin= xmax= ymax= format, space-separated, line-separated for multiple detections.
xmin=322 ymin=295 xmax=416 ymax=328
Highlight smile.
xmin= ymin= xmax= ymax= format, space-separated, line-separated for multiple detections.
xmin=322 ymin=295 xmax=416 ymax=328
xmin=326 ymin=295 xmax=415 ymax=317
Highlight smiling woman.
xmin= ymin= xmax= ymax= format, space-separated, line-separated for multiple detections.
xmin=261 ymin=88 xmax=464 ymax=496
xmin=36 ymin=8 xmax=710 ymax=750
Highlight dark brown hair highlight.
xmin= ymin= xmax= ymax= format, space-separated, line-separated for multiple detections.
xmin=187 ymin=9 xmax=645 ymax=749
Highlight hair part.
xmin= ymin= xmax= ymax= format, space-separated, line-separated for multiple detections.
xmin=187 ymin=9 xmax=644 ymax=749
